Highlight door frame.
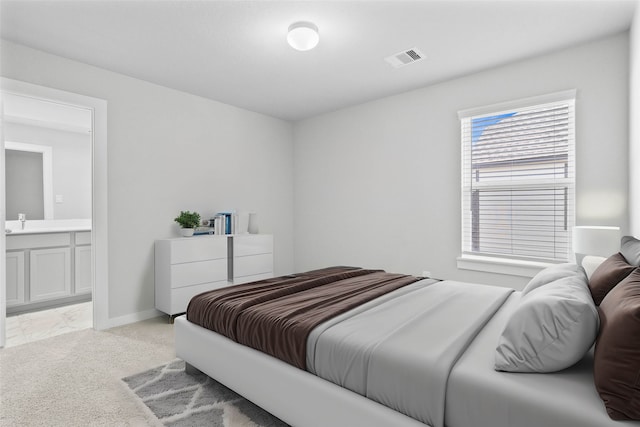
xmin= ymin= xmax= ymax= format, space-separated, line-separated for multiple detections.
xmin=0 ymin=78 xmax=108 ymax=347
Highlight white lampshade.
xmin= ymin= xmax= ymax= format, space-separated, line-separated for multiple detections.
xmin=287 ymin=22 xmax=319 ymax=51
xmin=572 ymin=226 xmax=620 ymax=257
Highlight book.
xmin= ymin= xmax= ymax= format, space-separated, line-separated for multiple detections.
xmin=215 ymin=211 xmax=237 ymax=235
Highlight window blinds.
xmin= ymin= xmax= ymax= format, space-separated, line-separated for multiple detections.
xmin=460 ymin=93 xmax=575 ymax=263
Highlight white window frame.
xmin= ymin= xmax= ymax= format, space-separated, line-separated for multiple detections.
xmin=457 ymin=90 xmax=576 ymax=277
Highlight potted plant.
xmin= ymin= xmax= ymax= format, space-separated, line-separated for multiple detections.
xmin=174 ymin=211 xmax=201 ymax=237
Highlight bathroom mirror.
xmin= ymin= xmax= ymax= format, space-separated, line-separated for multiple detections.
xmin=5 ymin=141 xmax=53 ymax=220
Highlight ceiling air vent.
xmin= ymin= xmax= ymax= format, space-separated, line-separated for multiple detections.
xmin=384 ymin=48 xmax=425 ymax=68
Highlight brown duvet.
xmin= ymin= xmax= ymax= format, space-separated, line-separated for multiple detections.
xmin=186 ymin=266 xmax=421 ymax=369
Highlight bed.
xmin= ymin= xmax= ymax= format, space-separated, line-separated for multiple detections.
xmin=175 ymin=240 xmax=640 ymax=427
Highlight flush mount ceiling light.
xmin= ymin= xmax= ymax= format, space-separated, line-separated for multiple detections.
xmin=287 ymin=21 xmax=319 ymax=51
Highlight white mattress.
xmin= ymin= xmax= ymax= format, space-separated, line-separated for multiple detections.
xmin=445 ymin=292 xmax=640 ymax=427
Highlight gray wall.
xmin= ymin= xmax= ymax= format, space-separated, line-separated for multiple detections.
xmin=1 ymin=29 xmax=632 ymax=321
xmin=5 ymin=123 xmax=92 ymax=220
xmin=5 ymin=149 xmax=44 ymax=219
xmin=1 ymin=39 xmax=295 ymax=321
xmin=293 ymin=33 xmax=630 ymax=290
xmin=631 ymin=7 xmax=640 ymax=237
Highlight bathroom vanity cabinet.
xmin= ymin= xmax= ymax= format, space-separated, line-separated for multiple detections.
xmin=5 ymin=230 xmax=92 ymax=314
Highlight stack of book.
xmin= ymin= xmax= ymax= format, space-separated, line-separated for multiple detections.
xmin=210 ymin=212 xmax=238 ymax=235
xmin=193 ymin=226 xmax=215 ymax=235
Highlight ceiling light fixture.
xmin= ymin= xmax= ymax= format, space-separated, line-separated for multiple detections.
xmin=287 ymin=21 xmax=319 ymax=51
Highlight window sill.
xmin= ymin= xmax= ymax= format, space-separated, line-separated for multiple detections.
xmin=456 ymin=255 xmax=551 ymax=278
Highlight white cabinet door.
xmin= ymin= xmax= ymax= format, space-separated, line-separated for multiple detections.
xmin=30 ymin=247 xmax=71 ymax=301
xmin=6 ymin=251 xmax=25 ymax=306
xmin=75 ymin=246 xmax=92 ymax=294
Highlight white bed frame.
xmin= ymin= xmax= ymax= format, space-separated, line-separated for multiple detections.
xmin=174 ymin=315 xmax=427 ymax=427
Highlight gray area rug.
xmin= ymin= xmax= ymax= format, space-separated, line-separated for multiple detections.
xmin=123 ymin=360 xmax=289 ymax=427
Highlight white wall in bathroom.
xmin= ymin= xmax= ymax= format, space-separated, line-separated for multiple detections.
xmin=5 ymin=122 xmax=91 ymax=220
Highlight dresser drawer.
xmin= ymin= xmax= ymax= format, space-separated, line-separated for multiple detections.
xmin=170 ymin=258 xmax=228 ymax=289
xmin=170 ymin=281 xmax=230 ymax=314
xmin=233 ymin=235 xmax=273 ymax=257
xmin=234 ymin=253 xmax=273 ymax=278
xmin=233 ymin=272 xmax=273 ymax=285
xmin=170 ymin=237 xmax=227 ymax=264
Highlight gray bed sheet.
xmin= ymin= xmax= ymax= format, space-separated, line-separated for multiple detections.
xmin=308 ymin=280 xmax=513 ymax=427
xmin=445 ymin=292 xmax=640 ymax=427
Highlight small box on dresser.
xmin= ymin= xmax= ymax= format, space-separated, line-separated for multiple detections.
xmin=154 ymin=235 xmax=229 ymax=316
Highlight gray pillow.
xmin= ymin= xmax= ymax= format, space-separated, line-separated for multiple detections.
xmin=495 ymin=273 xmax=599 ymax=373
xmin=522 ymin=263 xmax=586 ymax=295
xmin=582 ymin=255 xmax=606 ymax=280
xmin=621 ymin=236 xmax=640 ymax=266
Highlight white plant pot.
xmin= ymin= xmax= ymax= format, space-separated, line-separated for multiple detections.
xmin=180 ymin=228 xmax=195 ymax=237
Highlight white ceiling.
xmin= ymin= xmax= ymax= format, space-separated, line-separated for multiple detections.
xmin=0 ymin=0 xmax=636 ymax=121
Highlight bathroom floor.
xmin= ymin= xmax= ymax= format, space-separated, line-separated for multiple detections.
xmin=5 ymin=301 xmax=92 ymax=348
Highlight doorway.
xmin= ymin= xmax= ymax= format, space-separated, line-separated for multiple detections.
xmin=0 ymin=78 xmax=108 ymax=348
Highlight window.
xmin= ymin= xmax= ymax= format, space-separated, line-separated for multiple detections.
xmin=459 ymin=91 xmax=576 ymax=266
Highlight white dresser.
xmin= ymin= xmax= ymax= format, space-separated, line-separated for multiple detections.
xmin=231 ymin=234 xmax=274 ymax=284
xmin=154 ymin=234 xmax=274 ymax=316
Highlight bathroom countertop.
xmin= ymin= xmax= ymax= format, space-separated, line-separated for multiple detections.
xmin=5 ymin=219 xmax=92 ymax=235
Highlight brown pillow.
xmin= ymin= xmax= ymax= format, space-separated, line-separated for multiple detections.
xmin=594 ymin=268 xmax=640 ymax=420
xmin=588 ymin=252 xmax=635 ymax=305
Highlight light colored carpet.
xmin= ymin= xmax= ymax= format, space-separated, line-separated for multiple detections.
xmin=123 ymin=360 xmax=289 ymax=427
xmin=0 ymin=316 xmax=175 ymax=427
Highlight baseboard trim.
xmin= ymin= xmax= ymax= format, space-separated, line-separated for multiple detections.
xmin=104 ymin=308 xmax=164 ymax=329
